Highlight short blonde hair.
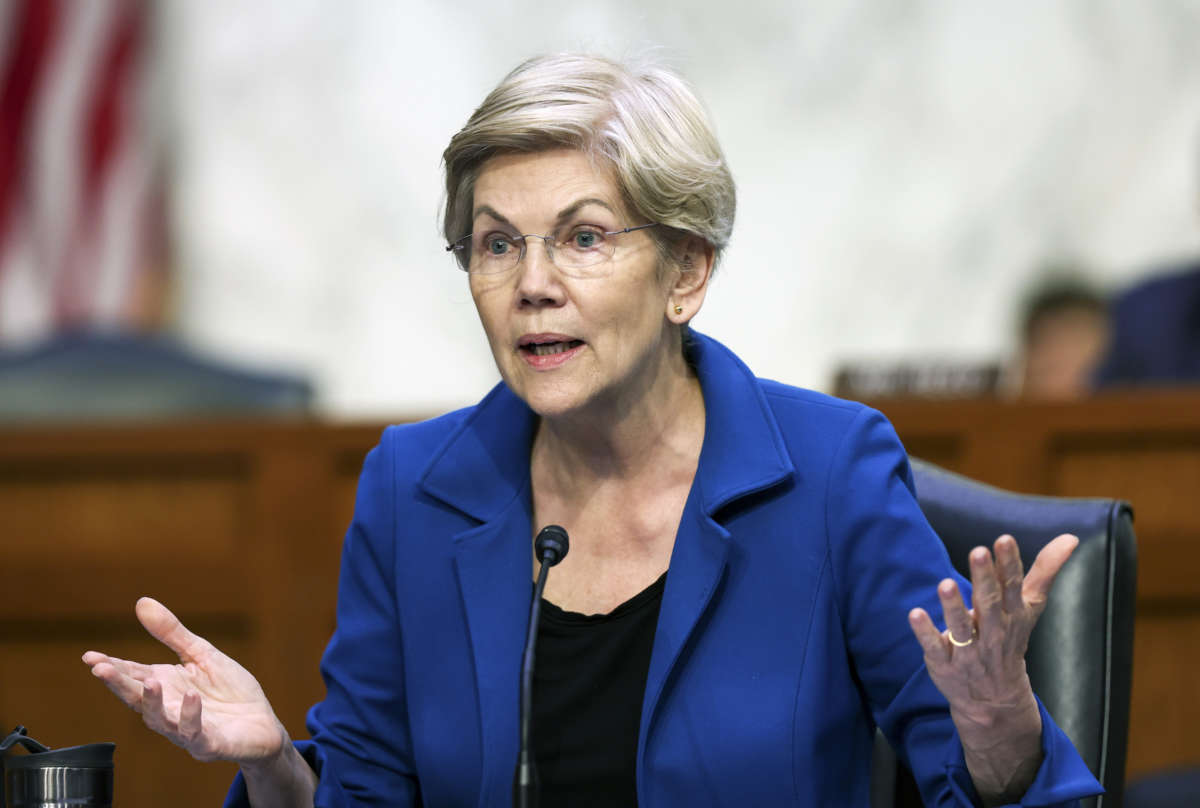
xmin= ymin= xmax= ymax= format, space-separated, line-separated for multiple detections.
xmin=442 ymin=53 xmax=736 ymax=270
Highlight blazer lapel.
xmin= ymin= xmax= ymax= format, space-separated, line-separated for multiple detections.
xmin=639 ymin=492 xmax=731 ymax=754
xmin=419 ymin=383 xmax=539 ymax=803
xmin=452 ymin=496 xmax=532 ymax=804
xmin=638 ymin=332 xmax=795 ymax=774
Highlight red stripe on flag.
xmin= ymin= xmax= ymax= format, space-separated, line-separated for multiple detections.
xmin=56 ymin=0 xmax=144 ymax=326
xmin=85 ymin=0 xmax=139 ymax=203
xmin=0 ymin=0 xmax=62 ymax=260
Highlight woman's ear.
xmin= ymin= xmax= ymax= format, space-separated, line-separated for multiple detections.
xmin=667 ymin=236 xmax=715 ymax=324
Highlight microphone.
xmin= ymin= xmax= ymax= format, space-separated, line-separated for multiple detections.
xmin=513 ymin=525 xmax=570 ymax=808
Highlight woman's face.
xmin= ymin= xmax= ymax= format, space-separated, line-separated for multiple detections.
xmin=468 ymin=149 xmax=681 ymax=420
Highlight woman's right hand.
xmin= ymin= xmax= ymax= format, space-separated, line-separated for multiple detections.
xmin=82 ymin=597 xmax=288 ymax=767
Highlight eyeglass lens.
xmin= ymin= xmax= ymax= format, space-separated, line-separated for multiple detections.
xmin=466 ymin=228 xmax=614 ymax=275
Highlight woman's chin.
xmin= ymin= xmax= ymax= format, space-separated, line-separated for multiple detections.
xmin=507 ymin=377 xmax=595 ymax=421
xmin=521 ymin=390 xmax=588 ymax=421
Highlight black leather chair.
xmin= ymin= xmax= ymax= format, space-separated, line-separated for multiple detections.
xmin=870 ymin=459 xmax=1137 ymax=808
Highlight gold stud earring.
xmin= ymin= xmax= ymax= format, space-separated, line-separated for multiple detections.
xmin=674 ymin=305 xmax=683 ymax=315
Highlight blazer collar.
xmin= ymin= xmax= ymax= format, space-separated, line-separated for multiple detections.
xmin=685 ymin=332 xmax=794 ymax=512
xmin=419 ymin=382 xmax=538 ymax=523
xmin=418 ymin=331 xmax=794 ymax=519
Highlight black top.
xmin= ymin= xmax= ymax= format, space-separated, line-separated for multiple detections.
xmin=533 ymin=573 xmax=667 ymax=807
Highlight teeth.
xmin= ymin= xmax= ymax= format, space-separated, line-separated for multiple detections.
xmin=532 ymin=342 xmax=570 ymax=356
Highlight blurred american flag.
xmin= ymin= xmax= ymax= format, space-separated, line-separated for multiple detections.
xmin=0 ymin=0 xmax=164 ymax=344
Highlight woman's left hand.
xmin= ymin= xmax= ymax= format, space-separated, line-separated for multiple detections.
xmin=907 ymin=533 xmax=1079 ymax=806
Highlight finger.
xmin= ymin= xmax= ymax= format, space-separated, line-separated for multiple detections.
xmin=88 ymin=660 xmax=146 ymax=712
xmin=908 ymin=607 xmax=950 ymax=664
xmin=994 ymin=535 xmax=1025 ymax=615
xmin=179 ymin=690 xmax=203 ymax=744
xmin=140 ymin=678 xmax=174 ymax=735
xmin=111 ymin=656 xmax=155 ymax=681
xmin=1023 ymin=534 xmax=1079 ymax=617
xmin=967 ymin=544 xmax=1003 ymax=636
xmin=937 ymin=578 xmax=975 ymax=648
xmin=84 ymin=653 xmax=154 ymax=683
xmin=135 ymin=597 xmax=210 ymax=663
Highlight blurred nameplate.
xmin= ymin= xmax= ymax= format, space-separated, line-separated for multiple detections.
xmin=833 ymin=361 xmax=1002 ymax=399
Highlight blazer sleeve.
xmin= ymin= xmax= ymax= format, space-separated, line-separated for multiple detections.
xmin=225 ymin=432 xmax=421 ymax=807
xmin=824 ymin=407 xmax=1102 ymax=807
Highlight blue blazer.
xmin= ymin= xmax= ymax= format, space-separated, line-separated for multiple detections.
xmin=227 ymin=333 xmax=1100 ymax=807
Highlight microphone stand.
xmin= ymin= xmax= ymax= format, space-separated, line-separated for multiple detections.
xmin=513 ymin=525 xmax=569 ymax=808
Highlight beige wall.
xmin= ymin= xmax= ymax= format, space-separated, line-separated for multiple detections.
xmin=159 ymin=1 xmax=1200 ymax=416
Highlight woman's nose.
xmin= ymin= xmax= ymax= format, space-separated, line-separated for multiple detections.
xmin=516 ymin=237 xmax=565 ymax=307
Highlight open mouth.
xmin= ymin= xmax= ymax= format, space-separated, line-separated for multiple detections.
xmin=521 ymin=339 xmax=585 ymax=357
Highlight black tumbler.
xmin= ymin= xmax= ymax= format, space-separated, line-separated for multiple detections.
xmin=1 ymin=726 xmax=114 ymax=808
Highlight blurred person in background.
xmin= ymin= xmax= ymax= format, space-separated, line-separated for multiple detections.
xmin=1093 ymin=134 xmax=1200 ymax=389
xmin=83 ymin=54 xmax=1100 ymax=807
xmin=1012 ymin=274 xmax=1110 ymax=400
xmin=1093 ymin=261 xmax=1200 ymax=388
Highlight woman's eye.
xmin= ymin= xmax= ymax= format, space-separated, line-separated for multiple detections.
xmin=486 ymin=237 xmax=511 ymax=255
xmin=571 ymin=230 xmax=603 ymax=249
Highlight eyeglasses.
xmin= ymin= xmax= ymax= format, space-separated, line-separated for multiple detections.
xmin=446 ymin=223 xmax=658 ymax=277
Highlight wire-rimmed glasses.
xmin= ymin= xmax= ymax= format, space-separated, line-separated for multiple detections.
xmin=446 ymin=223 xmax=658 ymax=278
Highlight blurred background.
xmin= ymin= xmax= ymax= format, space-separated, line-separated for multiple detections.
xmin=3 ymin=0 xmax=1200 ymax=418
xmin=3 ymin=2 xmax=1200 ymax=806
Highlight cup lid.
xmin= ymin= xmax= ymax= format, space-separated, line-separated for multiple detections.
xmin=4 ymin=742 xmax=115 ymax=770
xmin=2 ymin=729 xmax=114 ymax=771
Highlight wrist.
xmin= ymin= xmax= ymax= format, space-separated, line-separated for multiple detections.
xmin=955 ymin=696 xmax=1044 ymax=807
xmin=237 ymin=722 xmax=293 ymax=778
xmin=240 ymin=732 xmax=318 ymax=808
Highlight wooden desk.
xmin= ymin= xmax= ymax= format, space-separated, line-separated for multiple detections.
xmin=865 ymin=390 xmax=1200 ymax=779
xmin=1 ymin=395 xmax=1195 ymax=805
xmin=0 ymin=420 xmax=382 ymax=807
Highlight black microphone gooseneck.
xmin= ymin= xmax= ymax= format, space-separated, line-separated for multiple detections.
xmin=513 ymin=524 xmax=570 ymax=808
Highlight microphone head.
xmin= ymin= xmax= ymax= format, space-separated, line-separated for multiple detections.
xmin=534 ymin=525 xmax=569 ymax=567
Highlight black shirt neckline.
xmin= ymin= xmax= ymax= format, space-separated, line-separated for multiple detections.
xmin=540 ymin=571 xmax=668 ymax=625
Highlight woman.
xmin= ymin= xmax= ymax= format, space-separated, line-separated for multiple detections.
xmin=84 ymin=54 xmax=1101 ymax=807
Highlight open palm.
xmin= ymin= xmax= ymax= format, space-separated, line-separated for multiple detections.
xmin=906 ymin=533 xmax=1079 ymax=803
xmin=83 ymin=597 xmax=286 ymax=765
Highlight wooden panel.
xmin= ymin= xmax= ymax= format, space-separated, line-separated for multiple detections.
xmin=0 ymin=420 xmax=382 ymax=808
xmin=1053 ymin=442 xmax=1200 ymax=601
xmin=895 ymin=434 xmax=966 ymax=473
xmin=0 ymin=561 xmax=251 ymax=619
xmin=332 ymin=447 xmax=371 ymax=542
xmin=0 ymin=459 xmax=247 ymax=561
xmin=244 ymin=444 xmax=343 ymax=737
xmin=1126 ymin=610 xmax=1200 ymax=776
xmin=1051 ymin=438 xmax=1200 ymax=516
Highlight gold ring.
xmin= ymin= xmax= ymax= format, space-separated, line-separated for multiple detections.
xmin=947 ymin=627 xmax=977 ymax=648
